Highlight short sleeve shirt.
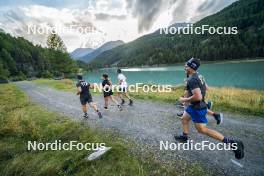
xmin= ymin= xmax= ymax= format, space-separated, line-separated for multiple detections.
xmin=117 ymin=73 xmax=127 ymax=88
xmin=186 ymin=73 xmax=207 ymax=109
xmin=76 ymin=80 xmax=90 ymax=97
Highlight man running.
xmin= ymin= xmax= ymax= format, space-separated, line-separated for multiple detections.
xmin=101 ymin=74 xmax=122 ymax=111
xmin=174 ymin=58 xmax=244 ymax=159
xmin=177 ymin=75 xmax=223 ymax=125
xmin=76 ymin=75 xmax=102 ymax=119
xmin=117 ymin=69 xmax=133 ymax=106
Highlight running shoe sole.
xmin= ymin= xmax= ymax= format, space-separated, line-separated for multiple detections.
xmin=234 ymin=140 xmax=244 ymax=159
xmin=218 ymin=113 xmax=223 ymax=125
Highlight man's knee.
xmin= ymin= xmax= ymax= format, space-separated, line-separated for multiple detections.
xmin=196 ymin=125 xmax=207 ymax=134
xmin=181 ymin=118 xmax=189 ymax=125
xmin=181 ymin=113 xmax=191 ymax=125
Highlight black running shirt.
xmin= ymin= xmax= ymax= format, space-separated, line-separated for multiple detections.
xmin=102 ymin=79 xmax=111 ymax=92
xmin=76 ymin=80 xmax=91 ymax=97
xmin=186 ymin=73 xmax=207 ymax=109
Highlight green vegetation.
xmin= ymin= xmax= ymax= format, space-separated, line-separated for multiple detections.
xmin=2 ymin=84 xmax=207 ymax=175
xmin=0 ymin=31 xmax=77 ymax=81
xmin=33 ymin=79 xmax=264 ymax=117
xmin=132 ymin=87 xmax=264 ymax=117
xmin=91 ymin=0 xmax=264 ymax=67
xmin=46 ymin=32 xmax=67 ymax=52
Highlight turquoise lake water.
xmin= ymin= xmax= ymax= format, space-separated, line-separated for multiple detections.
xmin=83 ymin=60 xmax=264 ymax=90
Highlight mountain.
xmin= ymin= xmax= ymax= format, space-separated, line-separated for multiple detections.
xmin=79 ymin=40 xmax=124 ymax=63
xmin=90 ymin=0 xmax=264 ymax=67
xmin=0 ymin=32 xmax=77 ymax=81
xmin=70 ymin=48 xmax=94 ymax=60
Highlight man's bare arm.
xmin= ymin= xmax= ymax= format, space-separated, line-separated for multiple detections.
xmin=179 ymin=88 xmax=202 ymax=103
xmin=76 ymin=87 xmax=81 ymax=95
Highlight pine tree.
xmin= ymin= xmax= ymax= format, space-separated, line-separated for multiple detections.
xmin=46 ymin=31 xmax=67 ymax=52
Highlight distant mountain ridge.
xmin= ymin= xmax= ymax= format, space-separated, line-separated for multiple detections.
xmin=70 ymin=48 xmax=94 ymax=60
xmin=72 ymin=40 xmax=124 ymax=63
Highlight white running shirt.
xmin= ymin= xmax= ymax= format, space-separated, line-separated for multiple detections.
xmin=117 ymin=73 xmax=127 ymax=88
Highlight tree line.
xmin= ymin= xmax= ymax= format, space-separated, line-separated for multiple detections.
xmin=0 ymin=31 xmax=78 ymax=82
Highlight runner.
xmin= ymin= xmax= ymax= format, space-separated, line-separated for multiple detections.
xmin=174 ymin=58 xmax=244 ymax=159
xmin=76 ymin=75 xmax=102 ymax=119
xmin=117 ymin=69 xmax=133 ymax=106
xmin=101 ymin=74 xmax=122 ymax=111
xmin=177 ymin=75 xmax=223 ymax=125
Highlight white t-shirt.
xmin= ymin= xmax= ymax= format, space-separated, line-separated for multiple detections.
xmin=117 ymin=73 xmax=127 ymax=88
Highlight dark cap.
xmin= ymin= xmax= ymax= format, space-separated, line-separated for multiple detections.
xmin=186 ymin=58 xmax=200 ymax=71
xmin=77 ymin=74 xmax=83 ymax=80
xmin=102 ymin=74 xmax=108 ymax=79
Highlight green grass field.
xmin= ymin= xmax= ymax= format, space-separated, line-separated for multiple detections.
xmin=0 ymin=84 xmax=207 ymax=176
xmin=34 ymin=79 xmax=264 ymax=117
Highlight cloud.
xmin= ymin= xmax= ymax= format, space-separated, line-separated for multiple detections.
xmin=95 ymin=13 xmax=126 ymax=21
xmin=126 ymin=0 xmax=169 ymax=33
xmin=171 ymin=0 xmax=237 ymax=23
xmin=0 ymin=4 xmax=123 ymax=51
xmin=0 ymin=0 xmax=238 ymax=52
xmin=126 ymin=0 xmax=237 ymax=33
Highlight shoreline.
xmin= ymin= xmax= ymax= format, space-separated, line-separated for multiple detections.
xmin=97 ymin=57 xmax=264 ymax=70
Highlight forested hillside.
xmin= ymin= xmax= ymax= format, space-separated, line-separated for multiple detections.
xmin=0 ymin=32 xmax=77 ymax=81
xmin=91 ymin=0 xmax=264 ymax=67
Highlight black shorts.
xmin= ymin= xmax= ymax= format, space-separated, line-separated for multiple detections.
xmin=80 ymin=95 xmax=93 ymax=105
xmin=118 ymin=87 xmax=127 ymax=93
xmin=103 ymin=90 xmax=113 ymax=97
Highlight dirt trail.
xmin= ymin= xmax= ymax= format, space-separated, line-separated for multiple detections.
xmin=16 ymin=81 xmax=264 ymax=176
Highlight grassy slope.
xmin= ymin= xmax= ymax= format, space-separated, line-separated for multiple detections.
xmin=34 ymin=79 xmax=264 ymax=117
xmin=1 ymin=84 xmax=206 ymax=176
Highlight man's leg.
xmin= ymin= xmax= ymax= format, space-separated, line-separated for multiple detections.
xmin=89 ymin=102 xmax=103 ymax=118
xmin=207 ymin=110 xmax=223 ymax=125
xmin=194 ymin=123 xmax=244 ymax=159
xmin=194 ymin=123 xmax=224 ymax=141
xmin=110 ymin=95 xmax=122 ymax=110
xmin=82 ymin=104 xmax=88 ymax=118
xmin=82 ymin=104 xmax=87 ymax=113
xmin=175 ymin=111 xmax=191 ymax=142
xmin=124 ymin=91 xmax=133 ymax=106
xmin=118 ymin=92 xmax=125 ymax=105
xmin=104 ymin=96 xmax=109 ymax=109
xmin=182 ymin=111 xmax=191 ymax=135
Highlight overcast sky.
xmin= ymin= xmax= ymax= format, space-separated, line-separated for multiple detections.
xmin=0 ymin=0 xmax=236 ymax=52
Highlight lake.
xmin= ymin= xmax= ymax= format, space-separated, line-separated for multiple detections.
xmin=83 ymin=60 xmax=264 ymax=90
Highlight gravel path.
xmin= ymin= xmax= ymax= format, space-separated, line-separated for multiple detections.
xmin=16 ymin=81 xmax=264 ymax=176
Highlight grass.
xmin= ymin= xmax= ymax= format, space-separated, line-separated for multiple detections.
xmin=0 ymin=84 xmax=207 ymax=176
xmin=34 ymin=79 xmax=264 ymax=116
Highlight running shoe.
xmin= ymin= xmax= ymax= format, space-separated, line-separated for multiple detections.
xmin=213 ymin=113 xmax=223 ymax=125
xmin=207 ymin=101 xmax=213 ymax=109
xmin=174 ymin=134 xmax=188 ymax=143
xmin=231 ymin=140 xmax=244 ymax=159
xmin=121 ymin=99 xmax=125 ymax=106
xmin=98 ymin=111 xmax=103 ymax=118
xmin=83 ymin=113 xmax=89 ymax=119
xmin=175 ymin=101 xmax=185 ymax=108
xmin=129 ymin=99 xmax=133 ymax=106
xmin=117 ymin=105 xmax=123 ymax=111
xmin=177 ymin=112 xmax=184 ymax=117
